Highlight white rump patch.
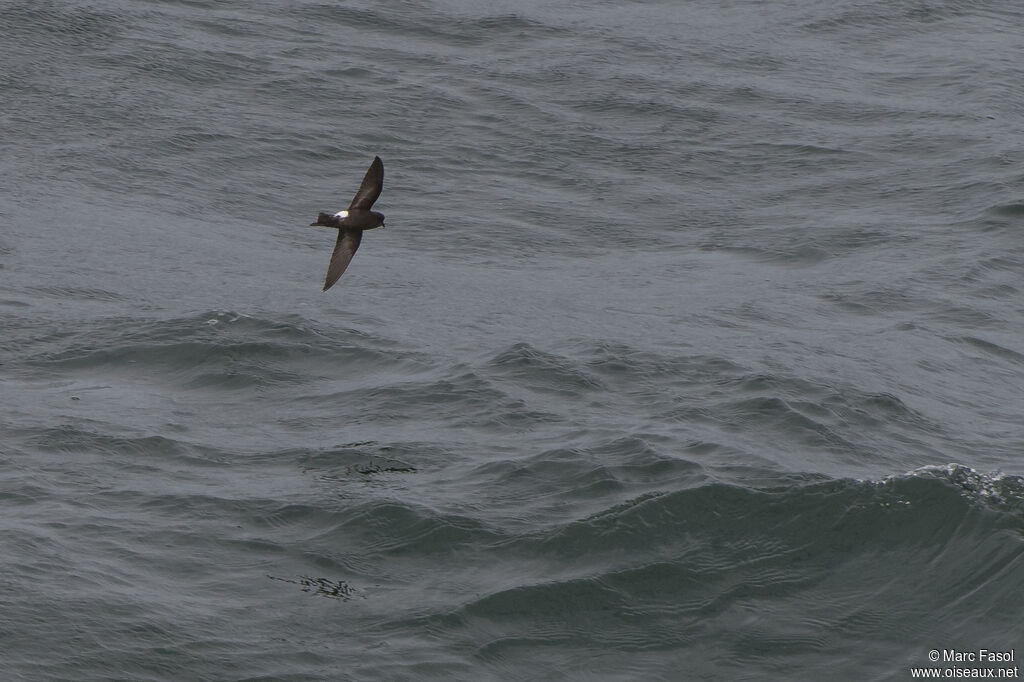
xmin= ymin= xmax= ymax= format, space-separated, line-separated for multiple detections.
xmin=333 ymin=210 xmax=349 ymax=218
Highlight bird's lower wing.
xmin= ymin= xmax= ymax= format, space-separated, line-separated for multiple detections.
xmin=323 ymin=228 xmax=363 ymax=291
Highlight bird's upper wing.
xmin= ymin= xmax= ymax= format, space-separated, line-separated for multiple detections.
xmin=347 ymin=156 xmax=384 ymax=210
xmin=323 ymin=228 xmax=363 ymax=291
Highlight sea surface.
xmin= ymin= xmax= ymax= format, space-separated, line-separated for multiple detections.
xmin=2 ymin=1 xmax=1023 ymax=680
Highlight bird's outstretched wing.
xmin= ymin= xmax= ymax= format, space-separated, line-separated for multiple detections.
xmin=323 ymin=228 xmax=363 ymax=291
xmin=347 ymin=156 xmax=384 ymax=211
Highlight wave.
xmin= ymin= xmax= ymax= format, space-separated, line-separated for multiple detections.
xmin=373 ymin=465 xmax=1023 ymax=674
xmin=19 ymin=310 xmax=428 ymax=391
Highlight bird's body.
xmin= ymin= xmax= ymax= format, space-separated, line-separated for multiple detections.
xmin=311 ymin=156 xmax=385 ymax=291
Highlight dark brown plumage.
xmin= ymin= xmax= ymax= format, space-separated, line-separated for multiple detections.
xmin=310 ymin=156 xmax=385 ymax=291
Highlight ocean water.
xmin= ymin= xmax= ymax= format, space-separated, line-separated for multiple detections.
xmin=2 ymin=0 xmax=1023 ymax=680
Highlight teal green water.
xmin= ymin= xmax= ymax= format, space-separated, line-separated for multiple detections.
xmin=2 ymin=1 xmax=1023 ymax=680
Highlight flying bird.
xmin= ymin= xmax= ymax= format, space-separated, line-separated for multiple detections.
xmin=310 ymin=156 xmax=385 ymax=291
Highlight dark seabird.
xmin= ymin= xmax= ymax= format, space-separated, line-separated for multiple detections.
xmin=310 ymin=156 xmax=385 ymax=291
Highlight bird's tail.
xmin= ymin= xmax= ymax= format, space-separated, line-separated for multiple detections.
xmin=310 ymin=212 xmax=338 ymax=227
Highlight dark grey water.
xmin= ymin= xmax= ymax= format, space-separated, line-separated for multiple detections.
xmin=2 ymin=1 xmax=1023 ymax=680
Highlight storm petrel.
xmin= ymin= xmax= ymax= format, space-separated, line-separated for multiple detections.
xmin=310 ymin=156 xmax=385 ymax=291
